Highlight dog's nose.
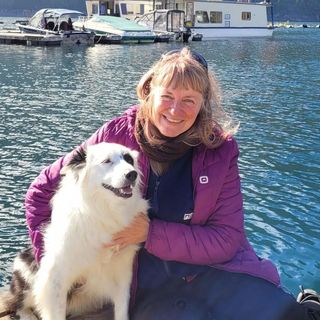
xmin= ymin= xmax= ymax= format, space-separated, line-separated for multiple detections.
xmin=126 ymin=170 xmax=137 ymax=182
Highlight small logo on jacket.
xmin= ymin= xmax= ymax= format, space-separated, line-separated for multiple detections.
xmin=199 ymin=176 xmax=209 ymax=184
xmin=184 ymin=212 xmax=193 ymax=220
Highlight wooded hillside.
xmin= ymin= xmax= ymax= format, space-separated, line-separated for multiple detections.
xmin=271 ymin=0 xmax=320 ymax=21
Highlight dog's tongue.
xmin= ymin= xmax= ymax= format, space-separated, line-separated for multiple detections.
xmin=121 ymin=186 xmax=132 ymax=194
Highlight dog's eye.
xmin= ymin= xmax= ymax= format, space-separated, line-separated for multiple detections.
xmin=102 ymin=159 xmax=111 ymax=164
xmin=123 ymin=153 xmax=134 ymax=166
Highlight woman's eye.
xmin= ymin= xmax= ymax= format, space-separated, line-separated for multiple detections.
xmin=161 ymin=95 xmax=173 ymax=100
xmin=183 ymin=99 xmax=195 ymax=105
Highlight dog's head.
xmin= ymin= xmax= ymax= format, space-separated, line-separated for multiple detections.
xmin=61 ymin=142 xmax=141 ymax=200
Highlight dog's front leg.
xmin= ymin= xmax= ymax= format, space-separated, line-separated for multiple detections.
xmin=33 ymin=263 xmax=69 ymax=320
xmin=17 ymin=310 xmax=39 ymax=320
xmin=112 ymin=282 xmax=130 ymax=320
xmin=111 ymin=251 xmax=136 ymax=320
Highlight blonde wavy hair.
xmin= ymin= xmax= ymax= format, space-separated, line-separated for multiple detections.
xmin=135 ymin=47 xmax=238 ymax=149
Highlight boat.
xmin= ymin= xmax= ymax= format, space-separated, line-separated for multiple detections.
xmin=16 ymin=9 xmax=95 ymax=45
xmin=84 ymin=0 xmax=273 ymax=40
xmin=74 ymin=15 xmax=155 ymax=43
xmin=73 ymin=0 xmax=156 ymax=44
xmin=135 ymin=9 xmax=203 ymax=41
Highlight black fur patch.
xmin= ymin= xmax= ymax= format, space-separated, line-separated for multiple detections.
xmin=6 ymin=247 xmax=39 ymax=315
xmin=67 ymin=147 xmax=87 ymax=170
xmin=18 ymin=247 xmax=39 ymax=273
xmin=8 ymin=270 xmax=28 ymax=312
xmin=123 ymin=153 xmax=134 ymax=166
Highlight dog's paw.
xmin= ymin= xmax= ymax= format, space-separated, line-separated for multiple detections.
xmin=17 ymin=310 xmax=39 ymax=320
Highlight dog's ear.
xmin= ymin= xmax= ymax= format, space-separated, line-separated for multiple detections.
xmin=60 ymin=148 xmax=87 ymax=176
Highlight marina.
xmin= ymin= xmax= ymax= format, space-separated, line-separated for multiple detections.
xmin=0 ymin=0 xmax=278 ymax=46
xmin=5 ymin=1 xmax=319 ymax=47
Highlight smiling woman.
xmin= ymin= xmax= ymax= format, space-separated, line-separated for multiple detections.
xmin=21 ymin=47 xmax=320 ymax=320
xmin=134 ymin=48 xmax=237 ymax=176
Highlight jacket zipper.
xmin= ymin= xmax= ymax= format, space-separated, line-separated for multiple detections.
xmin=153 ymin=178 xmax=160 ymax=213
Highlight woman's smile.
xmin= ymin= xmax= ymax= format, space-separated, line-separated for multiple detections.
xmin=162 ymin=115 xmax=183 ymax=123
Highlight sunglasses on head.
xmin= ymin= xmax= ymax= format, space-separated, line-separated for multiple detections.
xmin=162 ymin=49 xmax=208 ymax=71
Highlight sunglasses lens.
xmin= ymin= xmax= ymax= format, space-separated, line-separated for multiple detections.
xmin=163 ymin=50 xmax=208 ymax=70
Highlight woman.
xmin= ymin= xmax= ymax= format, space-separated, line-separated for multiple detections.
xmin=25 ymin=48 xmax=318 ymax=320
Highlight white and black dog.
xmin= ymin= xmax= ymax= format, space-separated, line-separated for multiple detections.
xmin=0 ymin=142 xmax=148 ymax=320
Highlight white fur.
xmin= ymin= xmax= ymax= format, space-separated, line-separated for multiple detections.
xmin=23 ymin=143 xmax=148 ymax=320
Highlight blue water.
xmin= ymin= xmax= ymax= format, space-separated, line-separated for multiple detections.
xmin=0 ymin=24 xmax=319 ymax=296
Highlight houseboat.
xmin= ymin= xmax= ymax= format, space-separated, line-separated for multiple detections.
xmin=183 ymin=0 xmax=274 ymax=39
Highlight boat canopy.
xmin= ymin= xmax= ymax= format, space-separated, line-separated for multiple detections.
xmin=135 ymin=9 xmax=185 ymax=33
xmin=28 ymin=8 xmax=86 ymax=28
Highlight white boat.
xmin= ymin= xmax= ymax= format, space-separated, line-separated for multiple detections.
xmin=16 ymin=9 xmax=95 ymax=45
xmin=73 ymin=0 xmax=156 ymax=43
xmin=87 ymin=0 xmax=274 ymax=40
xmin=74 ymin=15 xmax=156 ymax=43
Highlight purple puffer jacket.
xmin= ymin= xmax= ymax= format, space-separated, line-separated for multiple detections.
xmin=25 ymin=106 xmax=280 ymax=286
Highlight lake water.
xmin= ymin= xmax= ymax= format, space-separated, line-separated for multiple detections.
xmin=0 ymin=22 xmax=319 ymax=296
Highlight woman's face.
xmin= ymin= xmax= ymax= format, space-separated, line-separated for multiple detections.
xmin=151 ymin=84 xmax=203 ymax=138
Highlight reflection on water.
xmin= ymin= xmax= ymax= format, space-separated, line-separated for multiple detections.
xmin=0 ymin=28 xmax=319 ymax=293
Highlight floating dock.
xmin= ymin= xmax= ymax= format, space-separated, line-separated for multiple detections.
xmin=0 ymin=29 xmax=201 ymax=46
xmin=0 ymin=30 xmax=62 ymax=46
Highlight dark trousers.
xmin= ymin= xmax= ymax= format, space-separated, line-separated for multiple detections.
xmin=131 ymin=268 xmax=313 ymax=320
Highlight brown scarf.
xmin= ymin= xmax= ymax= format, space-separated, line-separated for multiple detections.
xmin=135 ymin=117 xmax=201 ymax=174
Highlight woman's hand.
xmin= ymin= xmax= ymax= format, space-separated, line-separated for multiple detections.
xmin=104 ymin=212 xmax=150 ymax=252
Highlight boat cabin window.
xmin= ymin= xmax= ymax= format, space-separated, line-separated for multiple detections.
xmin=46 ymin=21 xmax=55 ymax=30
xmin=92 ymin=4 xmax=99 ymax=15
xmin=195 ymin=10 xmax=209 ymax=23
xmin=241 ymin=12 xmax=251 ymax=20
xmin=140 ymin=4 xmax=145 ymax=15
xmin=121 ymin=3 xmax=128 ymax=14
xmin=210 ymin=11 xmax=222 ymax=23
xmin=100 ymin=4 xmax=107 ymax=15
xmin=115 ymin=4 xmax=120 ymax=16
xmin=154 ymin=13 xmax=167 ymax=31
xmin=120 ymin=3 xmax=135 ymax=15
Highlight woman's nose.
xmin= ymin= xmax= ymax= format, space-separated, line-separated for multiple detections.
xmin=169 ymin=100 xmax=182 ymax=114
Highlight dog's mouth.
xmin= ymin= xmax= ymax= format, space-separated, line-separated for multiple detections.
xmin=102 ymin=183 xmax=133 ymax=199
